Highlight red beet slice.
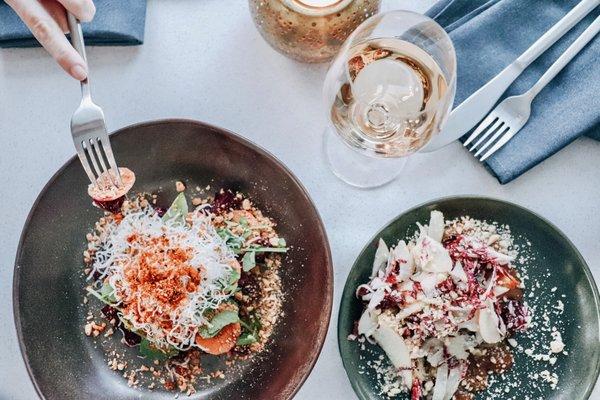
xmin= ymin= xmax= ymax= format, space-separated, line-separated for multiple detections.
xmin=87 ymin=168 xmax=136 ymax=213
xmin=211 ymin=189 xmax=242 ymax=214
xmin=101 ymin=305 xmax=141 ymax=346
xmin=500 ymin=299 xmax=529 ymax=334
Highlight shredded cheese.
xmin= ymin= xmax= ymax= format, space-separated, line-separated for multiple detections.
xmin=91 ymin=205 xmax=237 ymax=350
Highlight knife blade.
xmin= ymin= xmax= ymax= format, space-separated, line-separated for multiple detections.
xmin=421 ymin=0 xmax=599 ymax=153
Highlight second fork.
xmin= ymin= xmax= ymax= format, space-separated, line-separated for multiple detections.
xmin=464 ymin=14 xmax=600 ymax=162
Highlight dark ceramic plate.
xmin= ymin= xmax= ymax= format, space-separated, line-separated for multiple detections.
xmin=338 ymin=196 xmax=600 ymax=400
xmin=14 ymin=119 xmax=333 ymax=400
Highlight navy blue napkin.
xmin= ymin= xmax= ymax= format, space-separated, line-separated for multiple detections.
xmin=427 ymin=0 xmax=599 ymax=184
xmin=0 ymin=0 xmax=146 ymax=47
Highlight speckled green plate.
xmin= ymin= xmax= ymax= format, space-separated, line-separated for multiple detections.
xmin=338 ymin=196 xmax=600 ymax=400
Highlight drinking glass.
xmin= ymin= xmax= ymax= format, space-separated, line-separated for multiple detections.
xmin=322 ymin=10 xmax=456 ymax=188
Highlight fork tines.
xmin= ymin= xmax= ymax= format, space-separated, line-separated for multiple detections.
xmin=463 ymin=114 xmax=513 ymax=161
xmin=75 ymin=134 xmax=121 ymax=187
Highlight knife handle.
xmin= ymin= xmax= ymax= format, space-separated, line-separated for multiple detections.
xmin=515 ymin=0 xmax=599 ymax=69
xmin=421 ymin=0 xmax=599 ymax=153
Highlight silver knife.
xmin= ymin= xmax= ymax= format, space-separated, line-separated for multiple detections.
xmin=421 ymin=0 xmax=599 ymax=153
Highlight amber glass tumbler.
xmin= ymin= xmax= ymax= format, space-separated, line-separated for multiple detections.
xmin=249 ymin=0 xmax=381 ymax=63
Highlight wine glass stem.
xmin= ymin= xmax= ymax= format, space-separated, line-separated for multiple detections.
xmin=322 ymin=125 xmax=407 ymax=189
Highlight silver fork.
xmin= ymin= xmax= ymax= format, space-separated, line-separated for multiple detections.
xmin=67 ymin=13 xmax=122 ymax=187
xmin=464 ymin=14 xmax=600 ymax=162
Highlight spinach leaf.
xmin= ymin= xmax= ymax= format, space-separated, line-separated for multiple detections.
xmin=198 ymin=310 xmax=239 ymax=339
xmin=236 ymin=246 xmax=288 ymax=254
xmin=236 ymin=332 xmax=258 ymax=346
xmin=86 ymin=282 xmax=117 ymax=306
xmin=237 ymin=313 xmax=261 ymax=346
xmin=139 ymin=338 xmax=178 ymax=361
xmin=162 ymin=192 xmax=189 ymax=226
xmin=99 ymin=281 xmax=117 ymax=303
xmin=242 ymin=251 xmax=256 ymax=272
xmin=217 ymin=228 xmax=245 ymax=251
xmin=221 ymin=266 xmax=240 ymax=295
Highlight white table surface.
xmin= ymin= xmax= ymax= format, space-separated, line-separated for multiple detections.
xmin=1 ymin=1 xmax=599 ymax=399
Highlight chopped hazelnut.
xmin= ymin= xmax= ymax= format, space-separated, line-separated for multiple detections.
xmin=242 ymin=199 xmax=251 ymax=210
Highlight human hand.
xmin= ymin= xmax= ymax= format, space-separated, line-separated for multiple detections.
xmin=6 ymin=0 xmax=96 ymax=80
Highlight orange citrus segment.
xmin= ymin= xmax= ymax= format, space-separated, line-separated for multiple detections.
xmin=195 ymin=322 xmax=241 ymax=355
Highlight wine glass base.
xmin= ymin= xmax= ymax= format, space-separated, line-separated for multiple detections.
xmin=323 ymin=127 xmax=407 ymax=189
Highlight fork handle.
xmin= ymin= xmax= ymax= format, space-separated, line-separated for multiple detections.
xmin=421 ymin=0 xmax=598 ymax=153
xmin=527 ymin=15 xmax=600 ymax=99
xmin=67 ymin=13 xmax=91 ymax=100
xmin=515 ymin=0 xmax=599 ymax=68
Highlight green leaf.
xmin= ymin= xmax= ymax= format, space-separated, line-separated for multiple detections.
xmin=221 ymin=266 xmax=240 ymax=294
xmin=230 ymin=266 xmax=241 ymax=283
xmin=86 ymin=284 xmax=117 ymax=306
xmin=198 ymin=310 xmax=239 ymax=339
xmin=139 ymin=338 xmax=179 ymax=361
xmin=242 ymin=251 xmax=256 ymax=272
xmin=99 ymin=281 xmax=117 ymax=303
xmin=162 ymin=192 xmax=189 ymax=226
xmin=237 ymin=313 xmax=261 ymax=347
xmin=239 ymin=318 xmax=254 ymax=332
xmin=236 ymin=332 xmax=258 ymax=346
xmin=216 ymin=228 xmax=231 ymax=242
xmin=237 ymin=246 xmax=288 ymax=254
xmin=217 ymin=228 xmax=245 ymax=250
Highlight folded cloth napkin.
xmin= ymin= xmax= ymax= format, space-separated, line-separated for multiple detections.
xmin=0 ymin=0 xmax=146 ymax=47
xmin=427 ymin=0 xmax=599 ymax=184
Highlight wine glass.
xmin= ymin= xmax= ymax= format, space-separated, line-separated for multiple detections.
xmin=322 ymin=10 xmax=456 ymax=188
